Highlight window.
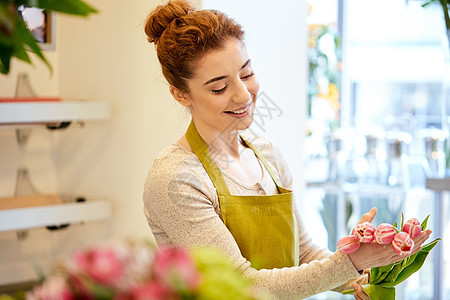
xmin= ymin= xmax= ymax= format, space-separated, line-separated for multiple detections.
xmin=306 ymin=1 xmax=449 ymax=299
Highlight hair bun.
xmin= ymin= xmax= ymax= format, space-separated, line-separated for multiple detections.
xmin=145 ymin=0 xmax=196 ymax=43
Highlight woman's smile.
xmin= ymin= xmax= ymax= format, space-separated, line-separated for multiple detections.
xmin=224 ymin=102 xmax=253 ymax=118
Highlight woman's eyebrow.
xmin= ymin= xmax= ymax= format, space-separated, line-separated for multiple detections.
xmin=241 ymin=59 xmax=251 ymax=70
xmin=203 ymin=59 xmax=251 ymax=86
xmin=204 ymin=75 xmax=227 ymax=85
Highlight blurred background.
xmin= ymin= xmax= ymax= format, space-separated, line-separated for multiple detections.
xmin=0 ymin=0 xmax=448 ymax=299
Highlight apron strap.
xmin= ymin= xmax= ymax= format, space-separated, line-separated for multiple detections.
xmin=186 ymin=121 xmax=232 ymax=196
xmin=240 ymin=136 xmax=285 ymax=190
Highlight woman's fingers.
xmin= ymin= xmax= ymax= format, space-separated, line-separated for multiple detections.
xmin=353 ymin=283 xmax=370 ymax=300
xmin=411 ymin=229 xmax=432 ymax=253
xmin=415 ymin=230 xmax=431 ymax=246
xmin=357 ymin=207 xmax=377 ymax=225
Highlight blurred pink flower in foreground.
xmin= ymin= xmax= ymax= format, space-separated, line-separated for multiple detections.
xmin=74 ymin=248 xmax=124 ymax=286
xmin=153 ymin=247 xmax=201 ymax=291
xmin=26 ymin=241 xmax=269 ymax=300
xmin=353 ymin=222 xmax=376 ymax=243
xmin=337 ymin=236 xmax=361 ymax=254
xmin=374 ymin=223 xmax=396 ymax=244
xmin=392 ymin=232 xmax=415 ymax=256
xmin=131 ymin=281 xmax=175 ymax=300
xmin=403 ymin=218 xmax=422 ymax=239
xmin=26 ymin=276 xmax=74 ymax=300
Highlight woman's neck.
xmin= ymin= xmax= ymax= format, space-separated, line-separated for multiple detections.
xmin=178 ymin=122 xmax=243 ymax=161
xmin=198 ymin=126 xmax=242 ymax=160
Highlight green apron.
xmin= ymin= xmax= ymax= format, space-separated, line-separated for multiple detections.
xmin=186 ymin=121 xmax=299 ymax=270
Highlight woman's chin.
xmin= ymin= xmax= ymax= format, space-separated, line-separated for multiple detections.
xmin=228 ymin=115 xmax=253 ymax=131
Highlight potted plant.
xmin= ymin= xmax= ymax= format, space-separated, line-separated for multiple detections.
xmin=0 ymin=0 xmax=97 ymax=75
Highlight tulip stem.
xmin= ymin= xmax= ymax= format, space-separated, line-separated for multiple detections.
xmin=342 ymin=288 xmax=355 ymax=295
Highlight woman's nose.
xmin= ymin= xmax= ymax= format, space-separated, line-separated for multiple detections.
xmin=232 ymin=80 xmax=252 ymax=103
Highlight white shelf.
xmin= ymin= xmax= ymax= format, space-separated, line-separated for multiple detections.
xmin=0 ymin=101 xmax=113 ymax=232
xmin=0 ymin=101 xmax=111 ymax=125
xmin=0 ymin=199 xmax=111 ymax=232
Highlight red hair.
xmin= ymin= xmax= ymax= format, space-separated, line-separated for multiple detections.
xmin=144 ymin=0 xmax=244 ymax=92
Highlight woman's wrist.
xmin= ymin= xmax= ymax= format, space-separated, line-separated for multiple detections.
xmin=347 ymin=252 xmax=364 ymax=273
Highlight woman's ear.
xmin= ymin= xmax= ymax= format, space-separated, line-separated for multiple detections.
xmin=170 ymin=86 xmax=191 ymax=107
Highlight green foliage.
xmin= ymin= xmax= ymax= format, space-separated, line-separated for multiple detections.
xmin=421 ymin=215 xmax=430 ymax=230
xmin=307 ymin=23 xmax=341 ymax=117
xmin=421 ymin=0 xmax=450 ymax=30
xmin=0 ymin=0 xmax=97 ymax=74
xmin=378 ymin=238 xmax=440 ymax=288
xmin=190 ymin=247 xmax=268 ymax=300
xmin=361 ymin=285 xmax=395 ymax=299
xmin=343 ymin=238 xmax=440 ymax=299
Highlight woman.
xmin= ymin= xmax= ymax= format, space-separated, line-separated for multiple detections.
xmin=142 ymin=1 xmax=431 ymax=299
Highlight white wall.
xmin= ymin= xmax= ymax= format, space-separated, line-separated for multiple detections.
xmin=55 ymin=0 xmax=194 ymax=240
xmin=0 ymin=0 xmax=306 ymax=287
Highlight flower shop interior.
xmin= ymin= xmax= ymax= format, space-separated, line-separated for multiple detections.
xmin=0 ymin=0 xmax=449 ymax=299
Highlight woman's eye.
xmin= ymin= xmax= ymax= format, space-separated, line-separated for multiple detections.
xmin=241 ymin=72 xmax=254 ymax=80
xmin=212 ymin=85 xmax=228 ymax=94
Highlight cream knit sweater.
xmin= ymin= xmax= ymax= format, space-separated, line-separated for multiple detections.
xmin=143 ymin=133 xmax=366 ymax=299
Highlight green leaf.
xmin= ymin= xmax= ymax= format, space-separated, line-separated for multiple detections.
xmin=380 ymin=239 xmax=440 ymax=288
xmin=91 ymin=283 xmax=115 ymax=299
xmin=0 ymin=46 xmax=13 ymax=74
xmin=363 ymin=284 xmax=395 ymax=300
xmin=370 ymin=267 xmax=393 ymax=285
xmin=370 ymin=267 xmax=380 ymax=284
xmin=400 ymin=212 xmax=405 ymax=230
xmin=421 ymin=238 xmax=441 ymax=252
xmin=393 ymin=221 xmax=398 ymax=230
xmin=190 ymin=247 xmax=259 ymax=300
xmin=380 ymin=261 xmax=403 ymax=283
xmin=0 ymin=64 xmax=7 ymax=74
xmin=377 ymin=263 xmax=396 ymax=273
xmin=369 ymin=263 xmax=394 ymax=285
xmin=400 ymin=252 xmax=418 ymax=271
xmin=342 ymin=288 xmax=355 ymax=295
xmin=15 ymin=18 xmax=52 ymax=73
xmin=421 ymin=215 xmax=430 ymax=230
xmin=33 ymin=0 xmax=98 ymax=16
xmin=12 ymin=43 xmax=31 ymax=63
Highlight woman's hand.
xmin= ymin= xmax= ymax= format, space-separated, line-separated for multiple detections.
xmin=352 ymin=283 xmax=369 ymax=300
xmin=356 ymin=207 xmax=377 ymax=224
xmin=347 ymin=208 xmax=432 ymax=271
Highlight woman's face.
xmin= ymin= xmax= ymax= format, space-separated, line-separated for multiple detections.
xmin=180 ymin=38 xmax=260 ymax=137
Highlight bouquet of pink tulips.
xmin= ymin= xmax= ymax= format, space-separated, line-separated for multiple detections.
xmin=338 ymin=214 xmax=439 ymax=299
xmin=15 ymin=240 xmax=270 ymax=300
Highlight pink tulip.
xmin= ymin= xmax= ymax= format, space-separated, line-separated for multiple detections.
xmin=392 ymin=232 xmax=415 ymax=256
xmin=374 ymin=223 xmax=397 ymax=244
xmin=74 ymin=248 xmax=124 ymax=286
xmin=337 ymin=235 xmax=361 ymax=254
xmin=353 ymin=222 xmax=376 ymax=243
xmin=131 ymin=282 xmax=175 ymax=300
xmin=153 ymin=247 xmax=200 ymax=291
xmin=26 ymin=276 xmax=74 ymax=300
xmin=403 ymin=218 xmax=422 ymax=239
